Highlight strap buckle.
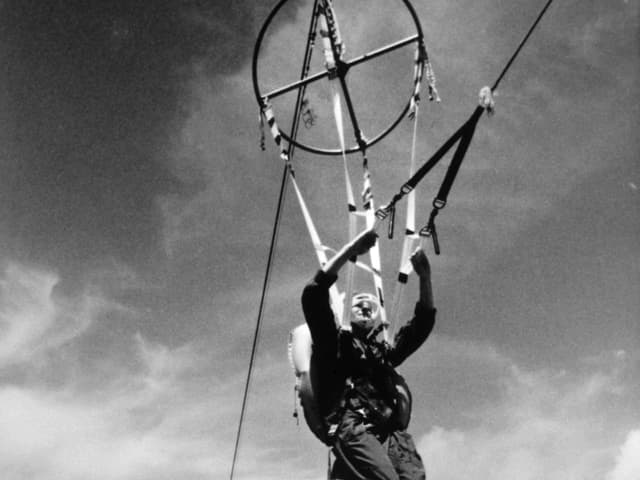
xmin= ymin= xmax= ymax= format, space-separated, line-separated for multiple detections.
xmin=419 ymin=206 xmax=441 ymax=255
xmin=387 ymin=204 xmax=396 ymax=239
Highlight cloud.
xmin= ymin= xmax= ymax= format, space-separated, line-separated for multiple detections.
xmin=0 ymin=332 xmax=237 ymax=480
xmin=0 ymin=263 xmax=99 ymax=366
xmin=0 ymin=261 xmax=240 ymax=479
xmin=5 ymin=257 xmax=635 ymax=480
xmin=0 ymin=259 xmax=311 ymax=479
xmin=416 ymin=340 xmax=638 ymax=480
xmin=563 ymin=0 xmax=638 ymax=67
xmin=607 ymin=430 xmax=640 ymax=480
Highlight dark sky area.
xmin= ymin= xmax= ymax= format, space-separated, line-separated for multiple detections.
xmin=0 ymin=0 xmax=282 ymax=289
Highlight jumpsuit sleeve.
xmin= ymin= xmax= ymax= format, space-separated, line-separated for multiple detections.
xmin=387 ymin=303 xmax=436 ymax=367
xmin=301 ymin=269 xmax=339 ymax=358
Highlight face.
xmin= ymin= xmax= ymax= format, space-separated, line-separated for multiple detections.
xmin=351 ymin=300 xmax=376 ymax=334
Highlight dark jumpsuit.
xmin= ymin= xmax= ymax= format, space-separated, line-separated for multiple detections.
xmin=302 ymin=270 xmax=436 ymax=480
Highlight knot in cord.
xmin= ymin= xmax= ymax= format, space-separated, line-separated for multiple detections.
xmin=426 ymin=62 xmax=441 ymax=103
xmin=478 ymin=86 xmax=495 ymax=114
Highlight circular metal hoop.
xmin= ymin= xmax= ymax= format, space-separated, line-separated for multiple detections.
xmin=252 ymin=0 xmax=426 ymax=156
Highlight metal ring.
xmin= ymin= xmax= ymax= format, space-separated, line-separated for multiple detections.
xmin=252 ymin=0 xmax=426 ymax=156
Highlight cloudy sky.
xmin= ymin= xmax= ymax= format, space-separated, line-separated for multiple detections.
xmin=0 ymin=0 xmax=638 ymax=479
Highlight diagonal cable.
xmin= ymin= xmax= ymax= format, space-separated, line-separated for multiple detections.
xmin=229 ymin=1 xmax=321 ymax=478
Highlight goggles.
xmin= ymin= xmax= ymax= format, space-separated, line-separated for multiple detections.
xmin=351 ymin=293 xmax=380 ymax=321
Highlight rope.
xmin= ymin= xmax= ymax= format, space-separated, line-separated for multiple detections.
xmin=229 ymin=2 xmax=322 ymax=478
xmin=419 ymin=0 xmax=557 ymax=253
xmin=377 ymin=0 xmax=556 ymax=254
xmin=492 ymin=0 xmax=555 ymax=92
xmin=229 ymin=158 xmax=288 ymax=480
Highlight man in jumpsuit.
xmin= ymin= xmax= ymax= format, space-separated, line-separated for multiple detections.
xmin=301 ymin=228 xmax=436 ymax=480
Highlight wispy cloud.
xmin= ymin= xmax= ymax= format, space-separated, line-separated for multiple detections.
xmin=0 ymin=331 xmax=234 ymax=480
xmin=0 ymin=261 xmax=311 ymax=480
xmin=0 ymin=263 xmax=98 ymax=366
xmin=607 ymin=430 xmax=640 ymax=480
xmin=1 ymin=260 xmax=637 ymax=480
xmin=0 ymin=262 xmax=232 ymax=479
xmin=416 ymin=338 xmax=639 ymax=480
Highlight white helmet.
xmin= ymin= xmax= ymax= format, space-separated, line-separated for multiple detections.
xmin=351 ymin=292 xmax=380 ymax=322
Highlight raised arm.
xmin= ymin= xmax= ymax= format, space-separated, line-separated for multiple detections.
xmin=322 ymin=228 xmax=378 ymax=277
xmin=410 ymin=248 xmax=434 ymax=311
xmin=387 ymin=248 xmax=436 ymax=366
xmin=301 ymin=228 xmax=378 ymax=352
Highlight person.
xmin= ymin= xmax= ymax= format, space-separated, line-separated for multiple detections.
xmin=301 ymin=228 xmax=436 ymax=480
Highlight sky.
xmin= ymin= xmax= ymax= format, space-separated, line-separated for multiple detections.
xmin=0 ymin=0 xmax=638 ymax=479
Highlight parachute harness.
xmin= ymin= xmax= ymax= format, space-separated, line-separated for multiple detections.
xmin=261 ymin=0 xmax=432 ymax=343
xmin=261 ymin=0 xmax=431 ymax=447
xmin=377 ymin=0 xmax=555 ymax=256
xmin=233 ymin=0 xmax=558 ymax=478
xmin=316 ymin=0 xmax=434 ymax=342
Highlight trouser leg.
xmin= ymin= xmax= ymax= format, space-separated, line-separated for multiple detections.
xmin=387 ymin=430 xmax=426 ymax=480
xmin=331 ymin=413 xmax=399 ymax=480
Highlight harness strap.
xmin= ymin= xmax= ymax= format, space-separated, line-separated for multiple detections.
xmin=325 ymin=23 xmax=387 ymax=332
xmin=434 ymin=107 xmax=483 ymax=208
xmin=388 ymin=98 xmax=422 ymax=340
xmin=378 ymin=0 xmax=556 ymax=246
xmin=419 ymin=105 xmax=483 ymax=254
xmin=321 ymin=1 xmax=358 ymax=327
xmin=330 ymin=84 xmax=357 ymax=327
xmin=361 ymin=154 xmax=389 ymax=341
xmin=292 ymin=172 xmax=346 ymax=320
xmin=376 ymin=107 xmax=476 ymax=220
xmin=263 ymin=103 xmax=346 ymax=320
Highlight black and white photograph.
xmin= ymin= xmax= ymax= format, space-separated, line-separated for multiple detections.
xmin=1 ymin=1 xmax=638 ymax=479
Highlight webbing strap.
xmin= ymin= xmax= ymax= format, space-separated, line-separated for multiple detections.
xmin=419 ymin=106 xmax=483 ymax=253
xmin=389 ymin=92 xmax=422 ymax=340
xmin=330 ymin=78 xmax=389 ymax=336
xmin=331 ymin=85 xmax=357 ymax=327
xmin=292 ymin=172 xmax=346 ymax=322
xmin=321 ymin=1 xmax=355 ymax=326
xmin=376 ymin=105 xmax=485 ymax=221
xmin=378 ymin=0 xmax=557 ymax=245
xmin=433 ymin=106 xmax=483 ymax=208
xmin=264 ymin=104 xmax=345 ymax=320
xmin=400 ymin=100 xmax=421 ymax=279
xmin=331 ymin=84 xmax=390 ymax=337
xmin=361 ymin=156 xmax=389 ymax=342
